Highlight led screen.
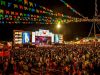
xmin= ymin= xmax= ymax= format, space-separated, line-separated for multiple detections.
xmin=35 ymin=36 xmax=51 ymax=45
xmin=54 ymin=34 xmax=59 ymax=43
xmin=50 ymin=33 xmax=54 ymax=42
xmin=32 ymin=32 xmax=35 ymax=43
xmin=22 ymin=32 xmax=30 ymax=44
xmin=14 ymin=31 xmax=22 ymax=44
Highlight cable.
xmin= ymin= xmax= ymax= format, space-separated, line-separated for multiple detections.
xmin=88 ymin=23 xmax=94 ymax=37
xmin=96 ymin=24 xmax=100 ymax=32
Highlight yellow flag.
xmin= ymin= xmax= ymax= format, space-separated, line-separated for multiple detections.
xmin=20 ymin=13 xmax=23 ymax=16
xmin=24 ymin=6 xmax=28 ymax=10
xmin=13 ymin=4 xmax=18 ymax=8
xmin=0 ymin=9 xmax=4 ymax=14
xmin=29 ymin=2 xmax=33 ymax=7
xmin=11 ymin=11 xmax=14 ymax=15
xmin=24 ymin=0 xmax=28 ymax=5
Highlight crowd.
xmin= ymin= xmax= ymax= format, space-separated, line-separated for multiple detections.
xmin=0 ymin=44 xmax=100 ymax=75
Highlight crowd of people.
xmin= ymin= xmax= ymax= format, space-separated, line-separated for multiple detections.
xmin=0 ymin=44 xmax=100 ymax=75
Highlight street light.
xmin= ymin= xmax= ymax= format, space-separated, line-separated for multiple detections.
xmin=57 ymin=23 xmax=61 ymax=29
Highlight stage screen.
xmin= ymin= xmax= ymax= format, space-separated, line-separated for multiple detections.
xmin=32 ymin=32 xmax=35 ymax=43
xmin=35 ymin=36 xmax=51 ymax=45
xmin=22 ymin=32 xmax=30 ymax=44
xmin=59 ymin=34 xmax=63 ymax=43
xmin=54 ymin=34 xmax=59 ymax=43
xmin=14 ymin=31 xmax=22 ymax=44
xmin=49 ymin=33 xmax=54 ymax=42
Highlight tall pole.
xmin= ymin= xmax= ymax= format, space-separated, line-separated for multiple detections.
xmin=95 ymin=0 xmax=97 ymax=17
xmin=88 ymin=0 xmax=98 ymax=38
xmin=94 ymin=0 xmax=98 ymax=38
xmin=94 ymin=0 xmax=97 ymax=46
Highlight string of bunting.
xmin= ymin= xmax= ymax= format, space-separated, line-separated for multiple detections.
xmin=1 ymin=11 xmax=99 ymax=24
xmin=0 ymin=8 xmax=60 ymax=23
xmin=0 ymin=8 xmax=79 ymax=23
xmin=60 ymin=0 xmax=85 ymax=18
xmin=0 ymin=0 xmax=71 ymax=24
xmin=0 ymin=9 xmax=57 ymax=24
xmin=0 ymin=0 xmax=65 ymax=17
xmin=0 ymin=0 xmax=84 ymax=24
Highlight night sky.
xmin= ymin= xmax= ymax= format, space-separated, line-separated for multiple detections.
xmin=0 ymin=0 xmax=100 ymax=41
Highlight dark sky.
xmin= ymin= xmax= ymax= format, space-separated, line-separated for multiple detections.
xmin=0 ymin=0 xmax=100 ymax=41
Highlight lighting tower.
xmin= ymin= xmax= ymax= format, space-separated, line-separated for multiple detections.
xmin=88 ymin=0 xmax=100 ymax=39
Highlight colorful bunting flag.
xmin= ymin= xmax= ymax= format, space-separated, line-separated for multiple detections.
xmin=5 ymin=10 xmax=10 ymax=14
xmin=24 ymin=6 xmax=28 ymax=10
xmin=29 ymin=2 xmax=33 ymax=7
xmin=20 ymin=13 xmax=23 ymax=16
xmin=24 ymin=0 xmax=28 ymax=5
xmin=11 ymin=11 xmax=14 ymax=15
xmin=1 ymin=1 xmax=6 ymax=6
xmin=0 ymin=9 xmax=4 ymax=14
xmin=18 ymin=0 xmax=22 ymax=2
xmin=13 ymin=4 xmax=18 ymax=8
xmin=0 ymin=14 xmax=3 ymax=17
xmin=19 ymin=5 xmax=23 ymax=9
xmin=8 ymin=2 xmax=12 ymax=7
xmin=15 ymin=12 xmax=18 ymax=15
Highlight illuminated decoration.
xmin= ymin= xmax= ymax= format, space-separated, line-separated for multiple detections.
xmin=22 ymin=32 xmax=30 ymax=44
